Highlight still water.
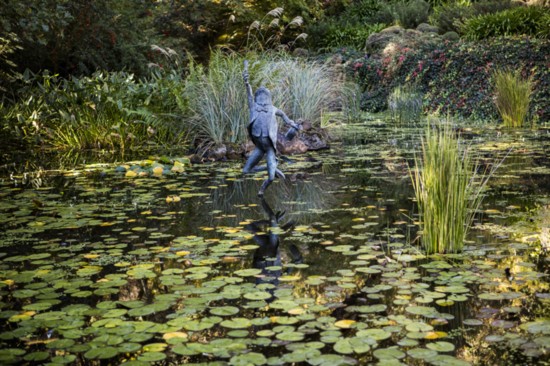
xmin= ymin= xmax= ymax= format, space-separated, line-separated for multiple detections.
xmin=0 ymin=123 xmax=548 ymax=365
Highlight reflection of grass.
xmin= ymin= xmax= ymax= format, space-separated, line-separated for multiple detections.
xmin=388 ymin=85 xmax=423 ymax=125
xmin=410 ymin=122 xmax=491 ymax=254
xmin=493 ymin=69 xmax=533 ymax=128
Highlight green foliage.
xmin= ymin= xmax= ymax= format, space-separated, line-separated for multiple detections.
xmin=311 ymin=21 xmax=386 ymax=50
xmin=3 ymin=48 xmax=189 ymax=150
xmin=348 ymin=38 xmax=549 ymax=122
xmin=267 ymin=57 xmax=339 ymax=127
xmin=0 ymin=33 xmax=21 ymax=95
xmin=493 ymin=69 xmax=533 ymax=128
xmin=411 ymin=121 xmax=489 ymax=254
xmin=0 ymin=0 xmax=155 ymax=76
xmin=393 ymin=0 xmax=431 ymax=29
xmin=388 ymin=85 xmax=423 ymax=124
xmin=342 ymin=83 xmax=364 ymax=123
xmin=185 ymin=51 xmax=250 ymax=147
xmin=462 ymin=6 xmax=550 ymax=40
xmin=430 ymin=0 xmax=519 ymax=34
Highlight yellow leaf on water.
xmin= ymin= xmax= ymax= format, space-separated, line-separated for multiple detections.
xmin=335 ymin=319 xmax=357 ymax=329
xmin=162 ymin=332 xmax=188 ymax=340
xmin=153 ymin=166 xmax=164 ymax=175
xmin=176 ymin=251 xmax=190 ymax=257
xmin=125 ymin=170 xmax=138 ymax=178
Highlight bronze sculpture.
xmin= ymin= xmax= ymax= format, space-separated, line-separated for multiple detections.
xmin=242 ymin=60 xmax=301 ymax=196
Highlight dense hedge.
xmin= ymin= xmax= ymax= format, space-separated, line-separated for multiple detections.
xmin=348 ymin=37 xmax=549 ymax=122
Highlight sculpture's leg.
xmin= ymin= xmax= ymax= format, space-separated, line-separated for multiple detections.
xmin=243 ymin=147 xmax=264 ymax=174
xmin=258 ymin=148 xmax=277 ymax=197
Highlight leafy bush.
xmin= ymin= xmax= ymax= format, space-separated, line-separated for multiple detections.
xmin=3 ymin=49 xmax=189 ymax=150
xmin=317 ymin=22 xmax=387 ymax=50
xmin=411 ymin=121 xmax=490 ymax=254
xmin=493 ymin=69 xmax=533 ymax=127
xmin=394 ymin=0 xmax=431 ymax=29
xmin=388 ymin=85 xmax=423 ymax=124
xmin=462 ymin=6 xmax=550 ymax=40
xmin=430 ymin=0 xmax=520 ymax=34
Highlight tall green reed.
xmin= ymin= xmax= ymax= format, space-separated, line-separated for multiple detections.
xmin=493 ymin=68 xmax=533 ymax=128
xmin=410 ymin=121 xmax=492 ymax=254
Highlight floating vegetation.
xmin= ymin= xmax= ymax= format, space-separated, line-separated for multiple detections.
xmin=0 ymin=121 xmax=549 ymax=365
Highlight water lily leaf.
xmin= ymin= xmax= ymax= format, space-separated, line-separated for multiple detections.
xmin=335 ymin=320 xmax=357 ymax=329
xmin=373 ymin=347 xmax=406 ymax=360
xmin=407 ymin=348 xmax=438 ymax=360
xmin=356 ymin=328 xmax=391 ymax=341
xmin=84 ymin=346 xmax=119 ymax=360
xmin=220 ymin=318 xmax=252 ymax=329
xmin=229 ymin=352 xmax=267 ymax=366
xmin=138 ymin=352 xmax=166 ymax=362
xmin=426 ymin=341 xmax=455 ymax=352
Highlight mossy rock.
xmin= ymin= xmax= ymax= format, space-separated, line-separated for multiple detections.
xmin=417 ymin=23 xmax=439 ymax=34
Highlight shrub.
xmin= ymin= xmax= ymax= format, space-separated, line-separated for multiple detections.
xmin=388 ymin=85 xmax=423 ymax=124
xmin=394 ymin=0 xmax=431 ymax=29
xmin=430 ymin=0 xmax=521 ymax=34
xmin=493 ymin=69 xmax=533 ymax=128
xmin=462 ymin=6 xmax=550 ymax=40
xmin=410 ymin=121 xmax=490 ymax=254
xmin=322 ymin=22 xmax=387 ymax=50
xmin=3 ymin=49 xmax=190 ymax=150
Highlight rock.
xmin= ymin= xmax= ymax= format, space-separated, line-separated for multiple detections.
xmin=209 ymin=144 xmax=227 ymax=160
xmin=380 ymin=25 xmax=405 ymax=35
xmin=301 ymin=131 xmax=329 ymax=151
xmin=300 ymin=120 xmax=313 ymax=131
xmin=277 ymin=133 xmax=308 ymax=155
xmin=417 ymin=23 xmax=439 ymax=34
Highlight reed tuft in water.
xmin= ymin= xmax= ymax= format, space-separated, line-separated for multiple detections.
xmin=411 ymin=121 xmax=492 ymax=254
xmin=493 ymin=68 xmax=533 ymax=128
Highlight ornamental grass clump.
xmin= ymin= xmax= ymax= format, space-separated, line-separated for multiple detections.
xmin=411 ymin=122 xmax=491 ymax=254
xmin=493 ymin=69 xmax=533 ymax=128
xmin=265 ymin=58 xmax=338 ymax=128
xmin=185 ymin=51 xmax=251 ymax=147
xmin=388 ymin=85 xmax=423 ymax=125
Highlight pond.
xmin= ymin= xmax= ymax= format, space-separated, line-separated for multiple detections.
xmin=0 ymin=121 xmax=549 ymax=365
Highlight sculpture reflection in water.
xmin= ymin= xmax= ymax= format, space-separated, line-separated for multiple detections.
xmin=245 ymin=198 xmax=303 ymax=301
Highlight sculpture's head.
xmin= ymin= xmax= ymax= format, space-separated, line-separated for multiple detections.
xmin=254 ymin=86 xmax=272 ymax=105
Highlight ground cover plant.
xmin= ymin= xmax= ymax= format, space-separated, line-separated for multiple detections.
xmin=348 ymin=37 xmax=549 ymax=122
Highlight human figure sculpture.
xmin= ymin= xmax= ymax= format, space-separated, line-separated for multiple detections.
xmin=242 ymin=60 xmax=301 ymax=196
